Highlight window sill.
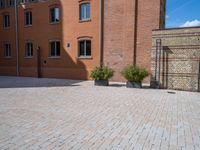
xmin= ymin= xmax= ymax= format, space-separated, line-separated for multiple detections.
xmin=48 ymin=56 xmax=61 ymax=59
xmin=3 ymin=27 xmax=10 ymax=30
xmin=78 ymin=56 xmax=92 ymax=59
xmin=79 ymin=19 xmax=91 ymax=23
xmin=24 ymin=56 xmax=33 ymax=59
xmin=4 ymin=57 xmax=12 ymax=59
xmin=49 ymin=22 xmax=60 ymax=25
xmin=24 ymin=25 xmax=32 ymax=28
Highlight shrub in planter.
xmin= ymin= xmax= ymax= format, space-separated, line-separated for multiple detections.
xmin=121 ymin=66 xmax=149 ymax=88
xmin=90 ymin=66 xmax=114 ymax=86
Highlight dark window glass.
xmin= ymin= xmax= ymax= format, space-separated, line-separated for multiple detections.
xmin=86 ymin=40 xmax=91 ymax=56
xmin=4 ymin=43 xmax=11 ymax=57
xmin=0 ymin=0 xmax=5 ymax=8
xmin=79 ymin=41 xmax=85 ymax=56
xmin=79 ymin=40 xmax=91 ymax=57
xmin=50 ymin=7 xmax=60 ymax=23
xmin=56 ymin=41 xmax=60 ymax=56
xmin=25 ymin=42 xmax=33 ymax=57
xmin=25 ymin=11 xmax=32 ymax=25
xmin=50 ymin=41 xmax=60 ymax=57
xmin=8 ymin=0 xmax=15 ymax=7
xmin=51 ymin=42 xmax=56 ymax=56
xmin=3 ymin=15 xmax=10 ymax=28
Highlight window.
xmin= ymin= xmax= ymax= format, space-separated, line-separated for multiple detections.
xmin=0 ymin=0 xmax=5 ymax=8
xmin=4 ymin=43 xmax=11 ymax=57
xmin=25 ymin=42 xmax=33 ymax=57
xmin=25 ymin=11 xmax=32 ymax=26
xmin=78 ymin=40 xmax=91 ymax=57
xmin=7 ymin=0 xmax=15 ymax=7
xmin=80 ymin=3 xmax=90 ymax=21
xmin=20 ymin=0 xmax=26 ymax=4
xmin=3 ymin=14 xmax=10 ymax=28
xmin=20 ymin=0 xmax=37 ymax=4
xmin=50 ymin=41 xmax=60 ymax=57
xmin=50 ymin=7 xmax=60 ymax=23
xmin=29 ymin=0 xmax=37 ymax=3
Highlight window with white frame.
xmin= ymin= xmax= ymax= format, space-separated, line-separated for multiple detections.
xmin=50 ymin=41 xmax=60 ymax=57
xmin=4 ymin=43 xmax=11 ymax=57
xmin=25 ymin=42 xmax=33 ymax=57
xmin=80 ymin=3 xmax=90 ymax=21
xmin=78 ymin=40 xmax=91 ymax=57
xmin=50 ymin=7 xmax=60 ymax=23
xmin=25 ymin=11 xmax=32 ymax=25
xmin=3 ymin=14 xmax=10 ymax=28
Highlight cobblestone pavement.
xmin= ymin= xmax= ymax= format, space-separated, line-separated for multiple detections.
xmin=0 ymin=76 xmax=200 ymax=150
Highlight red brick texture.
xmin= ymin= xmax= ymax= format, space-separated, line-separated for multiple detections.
xmin=0 ymin=0 xmax=100 ymax=80
xmin=0 ymin=0 xmax=165 ymax=81
xmin=103 ymin=0 xmax=165 ymax=82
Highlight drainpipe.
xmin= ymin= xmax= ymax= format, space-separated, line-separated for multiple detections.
xmin=100 ymin=0 xmax=104 ymax=67
xmin=133 ymin=0 xmax=138 ymax=66
xmin=15 ymin=0 xmax=19 ymax=76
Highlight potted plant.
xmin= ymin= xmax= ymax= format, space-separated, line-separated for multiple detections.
xmin=90 ymin=66 xmax=114 ymax=86
xmin=122 ymin=66 xmax=149 ymax=88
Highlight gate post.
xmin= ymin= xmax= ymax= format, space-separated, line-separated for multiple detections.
xmin=198 ymin=60 xmax=200 ymax=92
xmin=151 ymin=39 xmax=162 ymax=89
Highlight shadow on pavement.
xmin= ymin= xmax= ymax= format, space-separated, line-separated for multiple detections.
xmin=0 ymin=76 xmax=83 ymax=88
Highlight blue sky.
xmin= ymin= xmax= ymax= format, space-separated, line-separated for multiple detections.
xmin=166 ymin=0 xmax=200 ymax=28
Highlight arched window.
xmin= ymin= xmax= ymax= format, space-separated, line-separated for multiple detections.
xmin=50 ymin=40 xmax=60 ymax=57
xmin=78 ymin=39 xmax=91 ymax=57
xmin=79 ymin=2 xmax=90 ymax=21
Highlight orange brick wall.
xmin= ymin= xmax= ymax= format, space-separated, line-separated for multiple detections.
xmin=0 ymin=0 xmax=165 ymax=81
xmin=0 ymin=0 xmax=100 ymax=79
xmin=103 ymin=0 xmax=135 ymax=81
xmin=103 ymin=0 xmax=165 ymax=82
xmin=0 ymin=6 xmax=17 ymax=75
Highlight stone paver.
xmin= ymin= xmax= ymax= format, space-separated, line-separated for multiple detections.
xmin=0 ymin=76 xmax=200 ymax=150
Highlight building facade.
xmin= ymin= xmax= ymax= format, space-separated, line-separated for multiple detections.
xmin=0 ymin=0 xmax=165 ymax=81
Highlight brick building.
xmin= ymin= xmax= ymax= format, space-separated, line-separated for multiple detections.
xmin=0 ymin=0 xmax=165 ymax=81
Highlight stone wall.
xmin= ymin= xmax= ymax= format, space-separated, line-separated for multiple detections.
xmin=151 ymin=27 xmax=200 ymax=92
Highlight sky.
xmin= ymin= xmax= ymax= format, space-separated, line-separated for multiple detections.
xmin=166 ymin=0 xmax=200 ymax=28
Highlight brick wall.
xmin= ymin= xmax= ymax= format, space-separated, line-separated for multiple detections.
xmin=103 ymin=0 xmax=164 ymax=82
xmin=0 ymin=0 xmax=100 ymax=80
xmin=0 ymin=0 xmax=165 ymax=81
xmin=151 ymin=27 xmax=200 ymax=92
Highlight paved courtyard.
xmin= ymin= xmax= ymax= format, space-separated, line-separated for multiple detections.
xmin=0 ymin=76 xmax=200 ymax=150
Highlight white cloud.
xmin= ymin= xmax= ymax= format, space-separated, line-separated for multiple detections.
xmin=166 ymin=15 xmax=169 ymax=19
xmin=180 ymin=19 xmax=200 ymax=27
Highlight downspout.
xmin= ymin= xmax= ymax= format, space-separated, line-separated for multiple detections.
xmin=100 ymin=0 xmax=104 ymax=67
xmin=15 ymin=0 xmax=19 ymax=76
xmin=133 ymin=0 xmax=138 ymax=66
